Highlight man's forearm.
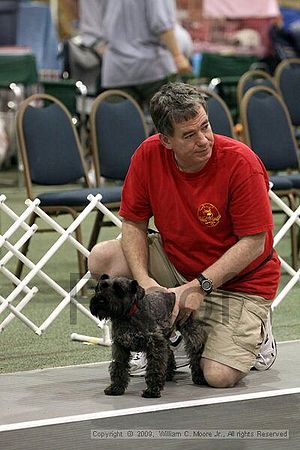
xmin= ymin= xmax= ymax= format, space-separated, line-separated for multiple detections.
xmin=121 ymin=220 xmax=149 ymax=284
xmin=160 ymin=29 xmax=181 ymax=58
xmin=202 ymin=232 xmax=266 ymax=289
xmin=160 ymin=28 xmax=191 ymax=72
xmin=172 ymin=232 xmax=267 ymax=315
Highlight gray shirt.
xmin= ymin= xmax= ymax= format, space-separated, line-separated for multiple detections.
xmin=79 ymin=0 xmax=106 ymax=46
xmin=101 ymin=0 xmax=177 ymax=87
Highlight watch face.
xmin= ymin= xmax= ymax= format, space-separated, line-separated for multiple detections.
xmin=202 ymin=279 xmax=212 ymax=291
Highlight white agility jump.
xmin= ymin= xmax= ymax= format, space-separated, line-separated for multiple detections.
xmin=0 ymin=188 xmax=299 ymax=344
xmin=0 ymin=193 xmax=121 ymax=344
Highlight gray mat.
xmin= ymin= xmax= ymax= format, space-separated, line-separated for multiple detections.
xmin=0 ymin=341 xmax=299 ymax=450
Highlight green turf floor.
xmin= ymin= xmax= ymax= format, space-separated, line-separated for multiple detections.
xmin=0 ymin=172 xmax=299 ymax=373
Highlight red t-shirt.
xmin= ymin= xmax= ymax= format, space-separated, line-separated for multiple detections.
xmin=119 ymin=134 xmax=281 ymax=299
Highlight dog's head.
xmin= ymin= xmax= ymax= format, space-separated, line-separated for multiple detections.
xmin=89 ymin=274 xmax=145 ymax=320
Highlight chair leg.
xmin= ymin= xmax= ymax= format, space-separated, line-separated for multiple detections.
xmin=15 ymin=212 xmax=37 ymax=280
xmin=73 ymin=222 xmax=86 ymax=281
xmin=288 ymin=193 xmax=299 ymax=270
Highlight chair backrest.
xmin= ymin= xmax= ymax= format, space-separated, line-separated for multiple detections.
xmin=275 ymin=58 xmax=300 ymax=127
xmin=200 ymin=88 xmax=235 ymax=139
xmin=240 ymin=86 xmax=299 ymax=171
xmin=237 ymin=69 xmax=277 ymax=110
xmin=89 ymin=89 xmax=148 ymax=184
xmin=16 ymin=93 xmax=89 ymax=199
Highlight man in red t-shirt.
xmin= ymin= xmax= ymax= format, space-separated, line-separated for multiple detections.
xmin=88 ymin=82 xmax=280 ymax=388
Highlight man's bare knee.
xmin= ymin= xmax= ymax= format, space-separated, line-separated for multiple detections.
xmin=201 ymin=358 xmax=245 ymax=388
xmin=88 ymin=240 xmax=132 ymax=279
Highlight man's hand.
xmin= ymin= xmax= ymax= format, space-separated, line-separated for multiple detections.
xmin=174 ymin=54 xmax=193 ymax=73
xmin=138 ymin=276 xmax=168 ymax=294
xmin=168 ymin=283 xmax=204 ymax=326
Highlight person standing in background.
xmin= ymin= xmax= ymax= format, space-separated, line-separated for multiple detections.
xmin=100 ymin=0 xmax=192 ymax=109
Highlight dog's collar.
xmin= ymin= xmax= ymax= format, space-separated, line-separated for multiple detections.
xmin=127 ymin=302 xmax=139 ymax=317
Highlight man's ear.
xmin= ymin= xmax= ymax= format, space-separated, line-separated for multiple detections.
xmin=159 ymin=133 xmax=172 ymax=149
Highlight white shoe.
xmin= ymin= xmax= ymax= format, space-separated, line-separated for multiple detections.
xmin=254 ymin=312 xmax=277 ymax=371
xmin=170 ymin=335 xmax=189 ymax=369
xmin=130 ymin=335 xmax=190 ymax=376
xmin=130 ymin=352 xmax=147 ymax=376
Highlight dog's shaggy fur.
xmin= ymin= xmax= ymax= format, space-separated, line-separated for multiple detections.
xmin=90 ymin=274 xmax=206 ymax=398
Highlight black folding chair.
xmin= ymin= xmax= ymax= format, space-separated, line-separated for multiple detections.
xmin=88 ymin=89 xmax=148 ymax=248
xmin=16 ymin=93 xmax=122 ymax=279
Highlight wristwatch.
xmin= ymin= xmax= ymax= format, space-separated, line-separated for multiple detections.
xmin=197 ymin=273 xmax=213 ymax=295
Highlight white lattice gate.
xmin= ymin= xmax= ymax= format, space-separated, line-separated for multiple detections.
xmin=0 ymin=193 xmax=122 ymax=345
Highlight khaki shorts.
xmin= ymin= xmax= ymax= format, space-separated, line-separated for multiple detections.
xmin=147 ymin=233 xmax=273 ymax=373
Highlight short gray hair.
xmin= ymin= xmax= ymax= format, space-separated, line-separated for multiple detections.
xmin=149 ymin=82 xmax=208 ymax=136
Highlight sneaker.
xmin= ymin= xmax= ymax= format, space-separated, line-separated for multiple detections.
xmin=130 ymin=335 xmax=190 ymax=376
xmin=130 ymin=352 xmax=147 ymax=376
xmin=253 ymin=312 xmax=278 ymax=371
xmin=170 ymin=335 xmax=190 ymax=369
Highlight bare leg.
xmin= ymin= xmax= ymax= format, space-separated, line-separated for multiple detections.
xmin=88 ymin=240 xmax=133 ymax=279
xmin=201 ymin=358 xmax=246 ymax=388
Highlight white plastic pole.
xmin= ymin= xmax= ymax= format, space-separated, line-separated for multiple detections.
xmin=0 ymin=198 xmax=40 ymax=247
xmin=0 ymin=196 xmax=33 ymax=233
xmin=2 ymin=240 xmax=100 ymax=332
xmin=71 ymin=329 xmax=111 ymax=346
xmin=0 ymin=225 xmax=38 ymax=316
xmin=0 ymin=265 xmax=39 ymax=330
xmin=272 ymin=268 xmax=300 ymax=309
xmin=0 ymin=194 xmax=116 ymax=340
xmin=0 ymin=224 xmax=38 ymax=267
xmin=279 ymin=257 xmax=297 ymax=277
xmin=24 ymin=200 xmax=89 ymax=257
xmin=269 ymin=190 xmax=300 ymax=227
xmin=273 ymin=204 xmax=300 ymax=246
xmin=0 ymin=288 xmax=40 ymax=334
xmin=2 ymin=195 xmax=100 ymax=306
xmin=88 ymin=194 xmax=122 ymax=228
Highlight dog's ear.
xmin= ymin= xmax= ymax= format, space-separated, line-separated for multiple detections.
xmin=130 ymin=280 xmax=145 ymax=299
xmin=100 ymin=273 xmax=110 ymax=280
xmin=112 ymin=281 xmax=125 ymax=298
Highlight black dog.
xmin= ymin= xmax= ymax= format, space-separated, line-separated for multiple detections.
xmin=90 ymin=274 xmax=206 ymax=398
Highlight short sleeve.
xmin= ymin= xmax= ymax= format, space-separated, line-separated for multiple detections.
xmin=145 ymin=0 xmax=176 ymax=35
xmin=119 ymin=154 xmax=153 ymax=222
xmin=229 ymin=162 xmax=273 ymax=237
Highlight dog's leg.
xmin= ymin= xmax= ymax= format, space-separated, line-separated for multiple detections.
xmin=104 ymin=343 xmax=131 ymax=396
xmin=142 ymin=336 xmax=169 ymax=398
xmin=166 ymin=345 xmax=176 ymax=381
xmin=179 ymin=321 xmax=207 ymax=386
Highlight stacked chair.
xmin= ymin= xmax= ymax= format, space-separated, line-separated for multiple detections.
xmin=240 ymin=85 xmax=300 ymax=268
xmin=275 ymin=58 xmax=300 ymax=143
xmin=199 ymin=88 xmax=236 ymax=139
xmin=237 ymin=69 xmax=278 ymax=108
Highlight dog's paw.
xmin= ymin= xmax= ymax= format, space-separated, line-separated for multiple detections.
xmin=104 ymin=385 xmax=125 ymax=396
xmin=142 ymin=389 xmax=161 ymax=398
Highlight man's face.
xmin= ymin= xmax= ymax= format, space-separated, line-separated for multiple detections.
xmin=160 ymin=106 xmax=214 ymax=173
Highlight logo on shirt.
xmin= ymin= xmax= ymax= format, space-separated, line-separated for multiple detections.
xmin=197 ymin=203 xmax=221 ymax=227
